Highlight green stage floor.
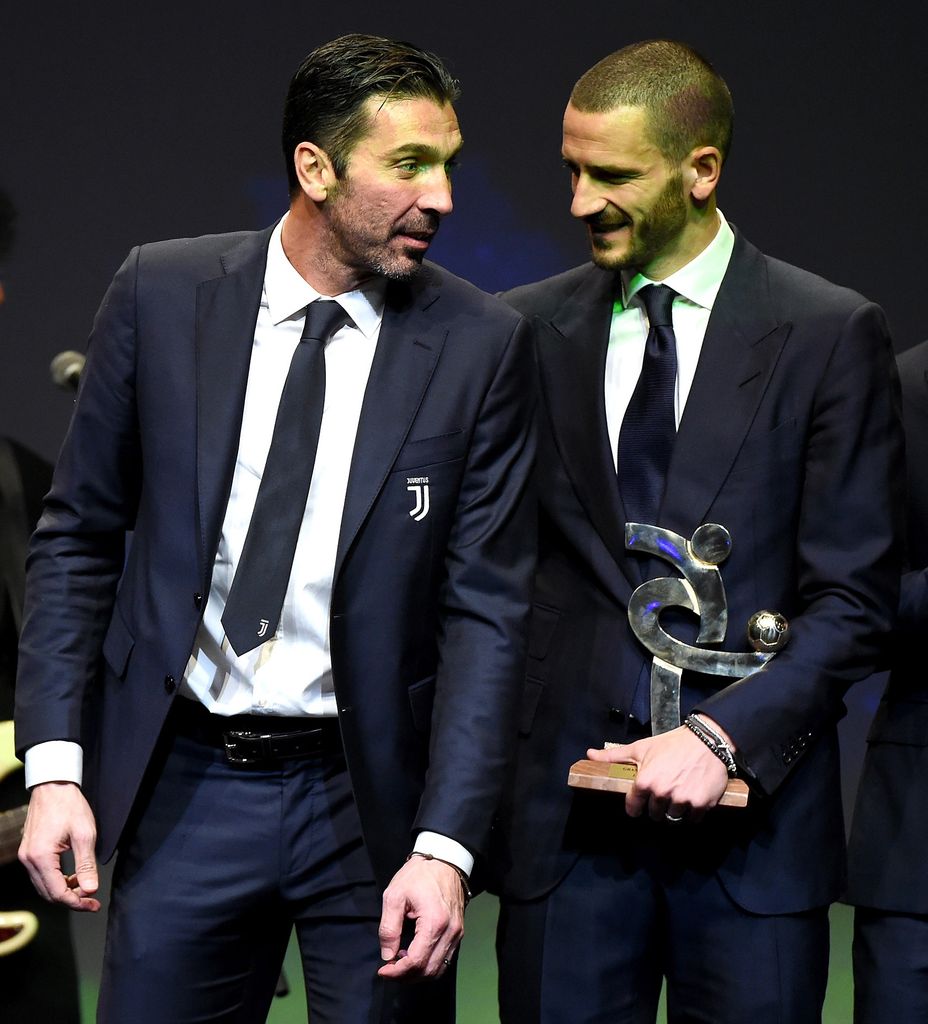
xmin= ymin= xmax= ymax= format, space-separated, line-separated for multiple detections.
xmin=78 ymin=895 xmax=856 ymax=1022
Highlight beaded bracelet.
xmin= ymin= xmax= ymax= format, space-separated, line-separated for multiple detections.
xmin=683 ymin=713 xmax=738 ymax=777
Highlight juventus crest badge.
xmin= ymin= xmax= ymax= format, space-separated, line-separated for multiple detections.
xmin=407 ymin=477 xmax=430 ymax=521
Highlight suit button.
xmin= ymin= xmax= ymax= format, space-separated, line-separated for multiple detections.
xmin=193 ymin=592 xmax=203 ymax=610
xmin=608 ymin=707 xmax=626 ymax=725
xmin=164 ymin=675 xmax=176 ymax=694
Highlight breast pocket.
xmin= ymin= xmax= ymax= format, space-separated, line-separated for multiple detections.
xmin=393 ymin=429 xmax=468 ymax=472
xmin=731 ymin=418 xmax=800 ymax=473
xmin=389 ymin=430 xmax=468 ymax=531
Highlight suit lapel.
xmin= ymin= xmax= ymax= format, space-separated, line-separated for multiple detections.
xmin=537 ymin=266 xmax=637 ymax=597
xmin=660 ymin=233 xmax=791 ymax=533
xmin=195 ymin=227 xmax=273 ymax=583
xmin=334 ymin=267 xmax=446 ymax=578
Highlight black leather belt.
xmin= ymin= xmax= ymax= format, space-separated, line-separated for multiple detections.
xmin=171 ymin=697 xmax=341 ymax=766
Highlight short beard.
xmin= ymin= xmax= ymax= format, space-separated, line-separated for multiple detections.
xmin=589 ymin=171 xmax=688 ymax=274
xmin=364 ymin=249 xmax=423 ymax=282
xmin=326 ymin=178 xmax=433 ymax=283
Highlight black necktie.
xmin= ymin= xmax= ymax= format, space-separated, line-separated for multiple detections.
xmin=617 ymin=284 xmax=679 ymax=527
xmin=221 ymin=299 xmax=351 ymax=656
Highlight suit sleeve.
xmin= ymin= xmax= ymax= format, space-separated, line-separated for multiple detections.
xmin=15 ymin=249 xmax=142 ymax=755
xmin=411 ymin=316 xmax=536 ymax=857
xmin=697 ymin=301 xmax=905 ymax=795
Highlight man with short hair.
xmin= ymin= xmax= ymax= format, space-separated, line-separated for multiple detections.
xmin=15 ymin=34 xmax=535 ymax=1023
xmin=493 ymin=39 xmax=902 ymax=1023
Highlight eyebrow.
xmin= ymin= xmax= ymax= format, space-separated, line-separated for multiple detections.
xmin=385 ymin=143 xmax=462 ymax=161
xmin=562 ymin=157 xmax=642 ymax=179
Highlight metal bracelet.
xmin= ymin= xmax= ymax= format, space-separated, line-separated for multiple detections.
xmin=683 ymin=714 xmax=739 ymax=777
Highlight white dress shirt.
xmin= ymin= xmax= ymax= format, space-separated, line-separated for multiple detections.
xmin=605 ymin=211 xmax=735 ymax=464
xmin=181 ymin=218 xmax=383 ymax=717
xmin=26 ymin=217 xmax=472 ymax=875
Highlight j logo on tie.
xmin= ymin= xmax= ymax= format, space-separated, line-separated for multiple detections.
xmin=221 ymin=299 xmax=352 ymax=657
xmin=407 ymin=477 xmax=430 ymax=521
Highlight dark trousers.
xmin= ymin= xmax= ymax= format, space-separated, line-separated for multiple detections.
xmin=853 ymin=907 xmax=928 ymax=1024
xmin=497 ymin=815 xmax=829 ymax=1024
xmin=97 ymin=707 xmax=454 ymax=1024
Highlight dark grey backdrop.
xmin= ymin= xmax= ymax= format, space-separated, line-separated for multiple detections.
xmin=1 ymin=4 xmax=923 ymax=1012
xmin=2 ymin=0 xmax=925 ymax=458
xmin=0 ymin=0 xmax=924 ymax=841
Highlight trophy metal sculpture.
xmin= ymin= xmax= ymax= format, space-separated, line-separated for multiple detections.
xmin=568 ymin=522 xmax=789 ymax=808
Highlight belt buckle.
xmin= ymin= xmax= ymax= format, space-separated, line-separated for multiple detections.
xmin=222 ymin=730 xmax=272 ymax=766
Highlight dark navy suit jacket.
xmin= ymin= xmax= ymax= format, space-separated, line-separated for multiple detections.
xmin=493 ymin=230 xmax=904 ymax=913
xmin=847 ymin=338 xmax=928 ymax=913
xmin=14 ymin=225 xmax=536 ymax=885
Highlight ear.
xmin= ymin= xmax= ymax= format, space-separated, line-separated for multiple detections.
xmin=683 ymin=146 xmax=722 ymax=202
xmin=293 ymin=142 xmax=337 ymax=203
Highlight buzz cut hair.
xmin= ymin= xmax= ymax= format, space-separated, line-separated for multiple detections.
xmin=570 ymin=40 xmax=733 ymax=164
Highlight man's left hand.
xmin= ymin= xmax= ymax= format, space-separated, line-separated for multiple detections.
xmin=377 ymin=854 xmax=465 ymax=979
xmin=587 ymin=718 xmax=733 ymax=823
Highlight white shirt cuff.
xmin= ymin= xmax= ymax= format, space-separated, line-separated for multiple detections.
xmin=24 ymin=741 xmax=83 ymax=789
xmin=413 ymin=831 xmax=474 ymax=878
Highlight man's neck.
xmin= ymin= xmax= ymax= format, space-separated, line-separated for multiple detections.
xmin=640 ymin=203 xmax=720 ymax=282
xmin=281 ymin=203 xmax=373 ymax=297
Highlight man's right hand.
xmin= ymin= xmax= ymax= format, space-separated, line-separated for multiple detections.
xmin=19 ymin=781 xmax=101 ymax=912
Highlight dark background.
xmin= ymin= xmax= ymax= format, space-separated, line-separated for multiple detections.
xmin=0 ymin=0 xmax=922 ymax=835
xmin=1 ymin=4 xmax=923 ymax=1016
xmin=1 ymin=0 xmax=924 ymax=459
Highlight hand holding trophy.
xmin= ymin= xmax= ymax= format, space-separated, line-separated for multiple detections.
xmin=568 ymin=523 xmax=789 ymax=808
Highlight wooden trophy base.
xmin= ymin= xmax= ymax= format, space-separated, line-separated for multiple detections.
xmin=568 ymin=759 xmax=750 ymax=808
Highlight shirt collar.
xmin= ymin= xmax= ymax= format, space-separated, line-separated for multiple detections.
xmin=621 ymin=209 xmax=735 ymax=312
xmin=263 ymin=215 xmax=386 ymax=338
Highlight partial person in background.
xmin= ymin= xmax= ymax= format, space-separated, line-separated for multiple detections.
xmin=14 ymin=35 xmax=535 ymax=1024
xmin=847 ymin=338 xmax=928 ymax=1024
xmin=492 ymin=39 xmax=904 ymax=1024
xmin=0 ymin=187 xmax=80 ymax=1021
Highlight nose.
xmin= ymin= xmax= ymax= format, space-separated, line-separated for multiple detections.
xmin=569 ymin=174 xmax=606 ymax=221
xmin=419 ymin=168 xmax=454 ymax=217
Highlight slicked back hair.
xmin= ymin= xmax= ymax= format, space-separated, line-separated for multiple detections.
xmin=282 ymin=33 xmax=460 ymax=194
xmin=570 ymin=40 xmax=733 ymax=164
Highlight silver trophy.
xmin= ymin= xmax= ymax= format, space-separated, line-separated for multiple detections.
xmin=625 ymin=522 xmax=789 ymax=734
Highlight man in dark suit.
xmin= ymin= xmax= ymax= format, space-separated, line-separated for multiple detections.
xmin=14 ymin=35 xmax=535 ymax=1023
xmin=493 ymin=40 xmax=902 ymax=1023
xmin=846 ymin=338 xmax=928 ymax=1023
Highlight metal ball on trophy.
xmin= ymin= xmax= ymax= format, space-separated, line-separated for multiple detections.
xmin=568 ymin=523 xmax=790 ymax=808
xmin=747 ymin=610 xmax=790 ymax=653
